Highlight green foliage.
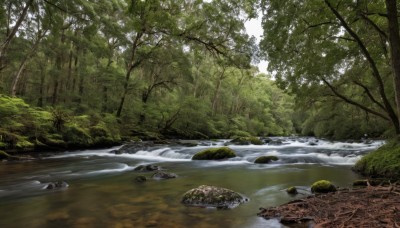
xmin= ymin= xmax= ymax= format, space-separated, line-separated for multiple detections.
xmin=192 ymin=147 xmax=236 ymax=160
xmin=354 ymin=139 xmax=400 ymax=179
xmin=310 ymin=180 xmax=337 ymax=193
xmin=254 ymin=156 xmax=279 ymax=164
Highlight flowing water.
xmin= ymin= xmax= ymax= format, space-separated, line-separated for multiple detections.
xmin=0 ymin=137 xmax=384 ymax=228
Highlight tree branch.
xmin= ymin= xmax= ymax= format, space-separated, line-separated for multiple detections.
xmin=324 ymin=0 xmax=397 ymax=123
xmin=352 ymin=80 xmax=386 ymax=111
xmin=321 ymin=77 xmax=389 ymax=121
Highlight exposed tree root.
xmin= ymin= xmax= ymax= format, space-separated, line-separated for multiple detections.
xmin=258 ymin=184 xmax=400 ymax=227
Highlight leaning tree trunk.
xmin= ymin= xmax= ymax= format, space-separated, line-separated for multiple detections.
xmin=386 ymin=0 xmax=400 ymax=134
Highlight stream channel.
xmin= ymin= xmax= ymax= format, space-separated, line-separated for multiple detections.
xmin=0 ymin=137 xmax=384 ymax=228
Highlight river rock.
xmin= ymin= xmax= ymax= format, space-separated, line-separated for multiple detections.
xmin=192 ymin=147 xmax=236 ymax=160
xmin=116 ymin=141 xmax=165 ymax=154
xmin=45 ymin=181 xmax=69 ymax=190
xmin=134 ymin=176 xmax=147 ymax=183
xmin=181 ymin=185 xmax=247 ymax=209
xmin=134 ymin=164 xmax=160 ymax=172
xmin=229 ymin=137 xmax=263 ymax=145
xmin=311 ymin=180 xmax=337 ymax=193
xmin=254 ymin=156 xmax=279 ymax=164
xmin=152 ymin=171 xmax=177 ymax=180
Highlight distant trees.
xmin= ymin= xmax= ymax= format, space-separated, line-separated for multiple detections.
xmin=0 ymin=0 xmax=294 ymax=143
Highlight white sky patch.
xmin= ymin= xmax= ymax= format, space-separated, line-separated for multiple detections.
xmin=245 ymin=16 xmax=269 ymax=74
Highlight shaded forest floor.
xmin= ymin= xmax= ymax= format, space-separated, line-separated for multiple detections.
xmin=258 ymin=184 xmax=400 ymax=227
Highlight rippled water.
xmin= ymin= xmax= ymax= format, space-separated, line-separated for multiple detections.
xmin=0 ymin=137 xmax=383 ymax=228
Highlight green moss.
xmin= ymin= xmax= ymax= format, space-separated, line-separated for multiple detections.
xmin=354 ymin=140 xmax=400 ymax=179
xmin=254 ymin=156 xmax=278 ymax=164
xmin=311 ymin=180 xmax=336 ymax=193
xmin=192 ymin=147 xmax=236 ymax=160
xmin=63 ymin=125 xmax=92 ymax=147
xmin=15 ymin=139 xmax=34 ymax=150
xmin=286 ymin=186 xmax=298 ymax=194
xmin=89 ymin=125 xmax=109 ymax=138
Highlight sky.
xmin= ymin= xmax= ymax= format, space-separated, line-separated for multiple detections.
xmin=244 ymin=17 xmax=269 ymax=74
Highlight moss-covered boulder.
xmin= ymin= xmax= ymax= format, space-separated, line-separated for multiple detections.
xmin=354 ymin=140 xmax=400 ymax=179
xmin=181 ymin=185 xmax=247 ymax=209
xmin=254 ymin=156 xmax=279 ymax=164
xmin=286 ymin=186 xmax=298 ymax=195
xmin=230 ymin=137 xmax=263 ymax=145
xmin=192 ymin=147 xmax=236 ymax=160
xmin=311 ymin=180 xmax=337 ymax=193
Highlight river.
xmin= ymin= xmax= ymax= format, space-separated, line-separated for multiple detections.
xmin=0 ymin=137 xmax=383 ymax=228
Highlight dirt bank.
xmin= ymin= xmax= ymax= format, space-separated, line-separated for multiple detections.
xmin=258 ymin=184 xmax=400 ymax=227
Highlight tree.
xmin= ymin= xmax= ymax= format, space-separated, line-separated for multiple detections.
xmin=260 ymin=0 xmax=400 ymax=135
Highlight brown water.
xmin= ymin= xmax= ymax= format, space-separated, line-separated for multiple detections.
xmin=0 ymin=138 xmax=382 ymax=228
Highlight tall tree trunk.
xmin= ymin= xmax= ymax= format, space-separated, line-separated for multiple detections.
xmin=11 ymin=60 xmax=28 ymax=96
xmin=211 ymin=67 xmax=226 ymax=115
xmin=386 ymin=0 xmax=400 ymax=134
xmin=11 ymin=30 xmax=44 ymax=97
xmin=0 ymin=0 xmax=33 ymax=71
xmin=37 ymin=64 xmax=46 ymax=107
xmin=116 ymin=32 xmax=143 ymax=117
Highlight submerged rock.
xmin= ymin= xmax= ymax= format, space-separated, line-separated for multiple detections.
xmin=134 ymin=176 xmax=147 ymax=183
xmin=192 ymin=147 xmax=236 ymax=160
xmin=134 ymin=164 xmax=160 ymax=172
xmin=152 ymin=171 xmax=177 ymax=180
xmin=311 ymin=180 xmax=336 ymax=193
xmin=181 ymin=185 xmax=247 ymax=209
xmin=254 ymin=156 xmax=279 ymax=164
xmin=45 ymin=181 xmax=69 ymax=190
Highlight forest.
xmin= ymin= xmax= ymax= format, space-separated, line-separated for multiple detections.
xmin=1 ymin=1 xmax=400 ymax=227
xmin=2 ymin=0 xmax=399 ymax=153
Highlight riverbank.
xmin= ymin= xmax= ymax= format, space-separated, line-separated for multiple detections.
xmin=258 ymin=182 xmax=400 ymax=227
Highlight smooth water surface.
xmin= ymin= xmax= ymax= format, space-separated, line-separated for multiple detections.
xmin=0 ymin=138 xmax=383 ymax=228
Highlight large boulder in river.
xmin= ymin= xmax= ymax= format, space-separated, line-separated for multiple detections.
xmin=192 ymin=147 xmax=236 ymax=160
xmin=254 ymin=156 xmax=279 ymax=164
xmin=181 ymin=185 xmax=247 ymax=209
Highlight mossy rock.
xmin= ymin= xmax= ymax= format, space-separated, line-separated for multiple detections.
xmin=311 ymin=180 xmax=337 ymax=193
xmin=192 ymin=147 xmax=236 ymax=160
xmin=286 ymin=186 xmax=298 ymax=195
xmin=181 ymin=185 xmax=246 ymax=209
xmin=354 ymin=139 xmax=400 ymax=179
xmin=231 ymin=137 xmax=263 ymax=145
xmin=254 ymin=156 xmax=278 ymax=164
